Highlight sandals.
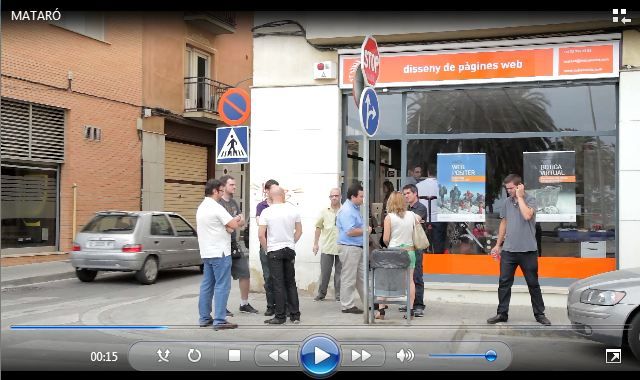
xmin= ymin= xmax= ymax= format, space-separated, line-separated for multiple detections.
xmin=403 ymin=309 xmax=415 ymax=320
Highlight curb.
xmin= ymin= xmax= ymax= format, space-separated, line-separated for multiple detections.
xmin=1 ymin=271 xmax=77 ymax=288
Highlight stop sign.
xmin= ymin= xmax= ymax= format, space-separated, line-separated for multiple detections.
xmin=361 ymin=35 xmax=380 ymax=87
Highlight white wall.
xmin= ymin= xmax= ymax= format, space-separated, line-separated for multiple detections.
xmin=249 ymin=85 xmax=342 ymax=292
xmin=618 ymin=70 xmax=640 ymax=269
xmin=253 ymin=36 xmax=338 ymax=88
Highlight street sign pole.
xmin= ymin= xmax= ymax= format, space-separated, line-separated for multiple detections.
xmin=363 ymin=134 xmax=370 ymax=324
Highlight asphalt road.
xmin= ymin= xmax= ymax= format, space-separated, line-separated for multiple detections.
xmin=2 ymin=268 xmax=639 ymax=372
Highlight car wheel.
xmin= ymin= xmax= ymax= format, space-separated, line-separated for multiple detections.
xmin=198 ymin=264 xmax=204 ymax=273
xmin=76 ymin=269 xmax=98 ymax=282
xmin=135 ymin=257 xmax=159 ymax=285
xmin=628 ymin=312 xmax=640 ymax=361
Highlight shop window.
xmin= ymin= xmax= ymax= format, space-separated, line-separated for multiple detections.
xmin=406 ymin=136 xmax=616 ymax=259
xmin=406 ymin=84 xmax=617 ymax=134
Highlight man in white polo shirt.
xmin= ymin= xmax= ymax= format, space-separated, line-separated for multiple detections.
xmin=258 ymin=186 xmax=302 ymax=325
xmin=197 ymin=178 xmax=242 ymax=330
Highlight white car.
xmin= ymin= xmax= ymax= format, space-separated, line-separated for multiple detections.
xmin=567 ymin=267 xmax=640 ymax=361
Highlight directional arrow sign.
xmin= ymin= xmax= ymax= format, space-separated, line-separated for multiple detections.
xmin=315 ymin=347 xmax=330 ymax=365
xmin=358 ymin=87 xmax=380 ymax=137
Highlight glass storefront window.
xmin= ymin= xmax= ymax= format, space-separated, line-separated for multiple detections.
xmin=406 ymin=136 xmax=616 ymax=258
xmin=406 ymin=83 xmax=617 ymax=134
xmin=1 ymin=165 xmax=58 ymax=249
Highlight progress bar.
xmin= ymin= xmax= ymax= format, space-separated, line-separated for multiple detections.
xmin=10 ymin=325 xmax=168 ymax=330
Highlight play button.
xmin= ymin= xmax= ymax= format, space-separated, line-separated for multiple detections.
xmin=300 ymin=335 xmax=340 ymax=377
xmin=315 ymin=347 xmax=330 ymax=365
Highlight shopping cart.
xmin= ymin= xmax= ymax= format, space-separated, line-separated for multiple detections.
xmin=369 ymin=248 xmax=412 ymax=324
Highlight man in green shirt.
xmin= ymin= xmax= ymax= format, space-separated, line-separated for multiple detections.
xmin=312 ymin=188 xmax=342 ymax=302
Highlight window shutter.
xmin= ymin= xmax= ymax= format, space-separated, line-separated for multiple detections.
xmin=1 ymin=98 xmax=65 ymax=163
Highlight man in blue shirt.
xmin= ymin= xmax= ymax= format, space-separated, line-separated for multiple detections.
xmin=336 ymin=183 xmax=371 ymax=314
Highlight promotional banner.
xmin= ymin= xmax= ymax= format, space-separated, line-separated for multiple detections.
xmin=436 ymin=153 xmax=486 ymax=222
xmin=523 ymin=151 xmax=576 ymax=222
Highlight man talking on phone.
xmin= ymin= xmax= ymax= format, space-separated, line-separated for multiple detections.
xmin=487 ymin=174 xmax=551 ymax=326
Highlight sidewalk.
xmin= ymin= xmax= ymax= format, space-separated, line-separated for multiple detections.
xmin=1 ymin=258 xmax=76 ymax=287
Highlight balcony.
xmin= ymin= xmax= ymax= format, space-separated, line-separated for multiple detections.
xmin=183 ymin=77 xmax=232 ymax=124
xmin=184 ymin=12 xmax=236 ymax=34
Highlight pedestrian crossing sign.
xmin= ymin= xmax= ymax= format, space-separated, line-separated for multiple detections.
xmin=216 ymin=126 xmax=249 ymax=164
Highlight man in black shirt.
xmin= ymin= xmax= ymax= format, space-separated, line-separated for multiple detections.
xmin=402 ymin=184 xmax=428 ymax=317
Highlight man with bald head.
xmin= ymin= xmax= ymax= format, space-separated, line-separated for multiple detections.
xmin=258 ymin=185 xmax=303 ymax=324
xmin=312 ymin=188 xmax=342 ymax=302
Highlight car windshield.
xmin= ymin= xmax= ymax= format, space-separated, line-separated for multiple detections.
xmin=81 ymin=214 xmax=138 ymax=234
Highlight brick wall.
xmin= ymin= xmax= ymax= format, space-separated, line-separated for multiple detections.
xmin=1 ymin=14 xmax=144 ymax=251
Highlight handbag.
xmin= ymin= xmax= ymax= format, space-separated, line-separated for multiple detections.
xmin=412 ymin=220 xmax=430 ymax=250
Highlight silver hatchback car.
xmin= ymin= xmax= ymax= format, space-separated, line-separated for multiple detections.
xmin=567 ymin=267 xmax=640 ymax=361
xmin=70 ymin=211 xmax=202 ymax=284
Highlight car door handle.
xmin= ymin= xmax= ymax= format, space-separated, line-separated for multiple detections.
xmin=180 ymin=240 xmax=185 ymax=244
xmin=154 ymin=241 xmax=159 ymax=244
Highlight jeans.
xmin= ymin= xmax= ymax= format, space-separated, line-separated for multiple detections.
xmin=413 ymin=249 xmax=425 ymax=310
xmin=317 ymin=253 xmax=342 ymax=299
xmin=267 ymin=247 xmax=300 ymax=320
xmin=260 ymin=247 xmax=276 ymax=309
xmin=497 ymin=250 xmax=546 ymax=317
xmin=198 ymin=255 xmax=232 ymax=325
xmin=427 ymin=222 xmax=447 ymax=254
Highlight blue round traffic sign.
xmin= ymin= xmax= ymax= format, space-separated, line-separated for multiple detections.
xmin=358 ymin=87 xmax=380 ymax=137
xmin=300 ymin=335 xmax=340 ymax=378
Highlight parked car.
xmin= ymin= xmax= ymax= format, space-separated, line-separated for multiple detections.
xmin=567 ymin=267 xmax=640 ymax=361
xmin=70 ymin=211 xmax=202 ymax=284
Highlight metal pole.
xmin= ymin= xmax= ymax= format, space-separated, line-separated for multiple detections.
xmin=72 ymin=183 xmax=77 ymax=242
xmin=363 ymin=136 xmax=370 ymax=324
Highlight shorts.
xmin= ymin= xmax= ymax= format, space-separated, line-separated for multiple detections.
xmin=391 ymin=245 xmax=416 ymax=269
xmin=231 ymin=255 xmax=250 ymax=280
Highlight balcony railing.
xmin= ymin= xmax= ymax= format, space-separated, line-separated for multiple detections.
xmin=183 ymin=12 xmax=237 ymax=34
xmin=184 ymin=77 xmax=232 ymax=113
xmin=204 ymin=12 xmax=236 ymax=28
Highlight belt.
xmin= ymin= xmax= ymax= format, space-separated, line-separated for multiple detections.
xmin=338 ymin=244 xmax=363 ymax=248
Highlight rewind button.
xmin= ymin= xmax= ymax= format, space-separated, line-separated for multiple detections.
xmin=255 ymin=345 xmax=299 ymax=367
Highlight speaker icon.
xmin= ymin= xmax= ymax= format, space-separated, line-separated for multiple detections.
xmin=396 ymin=348 xmax=415 ymax=363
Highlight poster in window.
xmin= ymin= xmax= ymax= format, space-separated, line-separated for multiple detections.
xmin=523 ymin=151 xmax=576 ymax=222
xmin=436 ymin=153 xmax=486 ymax=222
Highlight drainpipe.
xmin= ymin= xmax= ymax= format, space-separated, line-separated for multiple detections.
xmin=72 ymin=183 xmax=78 ymax=241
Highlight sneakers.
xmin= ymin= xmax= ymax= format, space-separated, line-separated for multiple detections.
xmin=486 ymin=314 xmax=508 ymax=324
xmin=413 ymin=308 xmax=425 ymax=317
xmin=213 ymin=321 xmax=238 ymax=330
xmin=199 ymin=320 xmax=213 ymax=327
xmin=264 ymin=317 xmax=286 ymax=325
xmin=341 ymin=306 xmax=364 ymax=314
xmin=264 ymin=307 xmax=275 ymax=317
xmin=239 ymin=303 xmax=259 ymax=314
xmin=290 ymin=316 xmax=301 ymax=324
xmin=314 ymin=296 xmax=325 ymax=301
xmin=226 ymin=309 xmax=234 ymax=317
xmin=535 ymin=315 xmax=552 ymax=326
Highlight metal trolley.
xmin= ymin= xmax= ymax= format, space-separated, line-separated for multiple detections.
xmin=369 ymin=248 xmax=412 ymax=323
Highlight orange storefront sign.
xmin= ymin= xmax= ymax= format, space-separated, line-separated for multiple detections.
xmin=539 ymin=175 xmax=576 ymax=183
xmin=559 ymin=45 xmax=614 ymax=75
xmin=422 ymin=254 xmax=615 ymax=279
xmin=340 ymin=42 xmax=618 ymax=88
